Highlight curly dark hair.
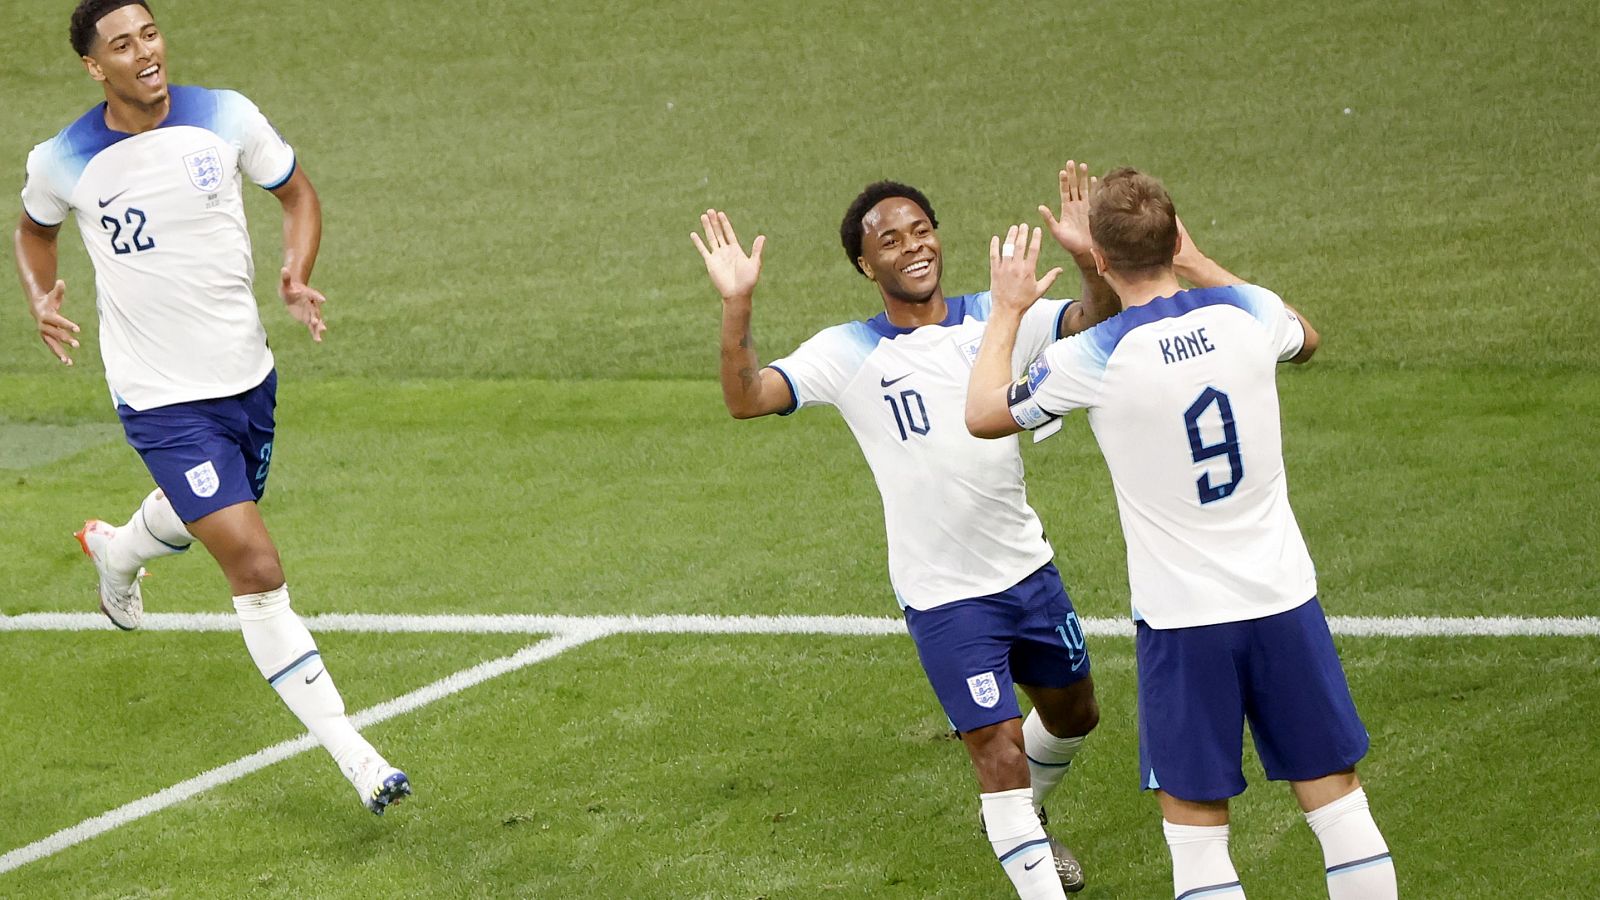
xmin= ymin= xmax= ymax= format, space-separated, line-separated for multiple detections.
xmin=839 ymin=181 xmax=938 ymax=276
xmin=70 ymin=0 xmax=150 ymax=57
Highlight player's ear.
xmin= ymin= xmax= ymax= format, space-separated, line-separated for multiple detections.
xmin=1090 ymin=246 xmax=1108 ymax=279
xmin=1172 ymin=228 xmax=1184 ymax=262
xmin=82 ymin=55 xmax=107 ymax=82
xmin=858 ymin=257 xmax=876 ymax=281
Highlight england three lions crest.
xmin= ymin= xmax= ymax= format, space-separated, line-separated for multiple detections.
xmin=183 ymin=147 xmax=224 ymax=192
xmin=966 ymin=671 xmax=1001 ymax=708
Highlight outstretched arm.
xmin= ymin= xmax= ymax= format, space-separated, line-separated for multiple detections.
xmin=691 ymin=209 xmax=795 ymax=419
xmin=1041 ymin=161 xmax=1120 ymax=336
xmin=13 ymin=215 xmax=79 ymax=365
xmin=1172 ymin=217 xmax=1245 ymax=289
xmin=966 ymin=224 xmax=1061 ymax=438
xmin=269 ymin=166 xmax=327 ymax=342
xmin=1175 ymin=217 xmax=1319 ymax=362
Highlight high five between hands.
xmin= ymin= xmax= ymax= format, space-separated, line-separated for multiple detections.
xmin=689 ymin=161 xmax=1098 ymax=308
xmin=991 ymin=159 xmax=1096 ymax=318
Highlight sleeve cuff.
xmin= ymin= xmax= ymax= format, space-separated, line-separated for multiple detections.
xmin=1054 ymin=300 xmax=1074 ymax=340
xmin=769 ymin=365 xmax=801 ymax=416
xmin=261 ymin=155 xmax=297 ymax=191
xmin=23 ymin=206 xmax=63 ymax=228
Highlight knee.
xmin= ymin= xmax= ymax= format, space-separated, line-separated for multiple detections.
xmin=230 ymin=548 xmax=285 ymax=595
xmin=1039 ymin=690 xmax=1100 ymax=739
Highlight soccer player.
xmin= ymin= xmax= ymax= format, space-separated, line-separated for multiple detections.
xmin=965 ymin=170 xmax=1397 ymax=899
xmin=691 ymin=165 xmax=1114 ymax=898
xmin=13 ymin=0 xmax=410 ymax=815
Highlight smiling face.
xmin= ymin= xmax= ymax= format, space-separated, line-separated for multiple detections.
xmin=857 ymin=197 xmax=942 ymax=305
xmin=82 ymin=4 xmax=168 ymax=109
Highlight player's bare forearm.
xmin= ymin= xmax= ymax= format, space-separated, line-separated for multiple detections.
xmin=1173 ymin=218 xmax=1244 ymax=288
xmin=270 ymin=166 xmax=322 ymax=284
xmin=13 ymin=216 xmax=60 ymax=301
xmin=1176 ymin=253 xmax=1244 ymax=288
xmin=966 ymin=307 xmax=1026 ymax=438
xmin=14 ymin=215 xmax=79 ymax=364
xmin=1059 ymin=256 xmax=1121 ymax=337
xmin=718 ymin=300 xmax=789 ymax=419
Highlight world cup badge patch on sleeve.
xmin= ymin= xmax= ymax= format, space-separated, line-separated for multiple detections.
xmin=1026 ymin=355 xmax=1053 ymax=391
xmin=966 ymin=671 xmax=1001 ymax=708
xmin=184 ymin=460 xmax=220 ymax=498
xmin=183 ymin=147 xmax=223 ymax=192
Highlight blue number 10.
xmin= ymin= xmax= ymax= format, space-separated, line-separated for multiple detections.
xmin=1183 ymin=386 xmax=1243 ymax=504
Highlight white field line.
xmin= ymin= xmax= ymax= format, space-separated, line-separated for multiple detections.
xmin=2 ymin=611 xmax=1595 ymax=878
xmin=0 ymin=628 xmax=605 ymax=878
xmin=1 ymin=611 xmax=1598 ymax=637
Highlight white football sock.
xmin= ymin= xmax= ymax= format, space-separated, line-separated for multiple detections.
xmin=1305 ymin=788 xmax=1396 ymax=899
xmin=106 ymin=489 xmax=192 ymax=580
xmin=1164 ymin=820 xmax=1246 ymax=899
xmin=1023 ymin=708 xmax=1085 ymax=814
xmin=982 ymin=787 xmax=1068 ymax=899
xmin=234 ymin=584 xmax=380 ymax=784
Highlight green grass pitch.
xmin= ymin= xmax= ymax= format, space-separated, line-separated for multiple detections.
xmin=2 ymin=0 xmax=1597 ymax=896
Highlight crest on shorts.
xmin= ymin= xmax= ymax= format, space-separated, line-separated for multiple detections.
xmin=183 ymin=147 xmax=223 ymax=192
xmin=966 ymin=671 xmax=1000 ymax=708
xmin=185 ymin=460 xmax=220 ymax=498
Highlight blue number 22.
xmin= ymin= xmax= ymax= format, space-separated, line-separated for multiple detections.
xmin=1183 ymin=386 xmax=1243 ymax=504
xmin=100 ymin=207 xmax=155 ymax=255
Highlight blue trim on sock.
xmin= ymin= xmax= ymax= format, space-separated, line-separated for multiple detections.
xmin=1025 ymin=753 xmax=1072 ymax=768
xmin=997 ymin=837 xmax=1051 ymax=865
xmin=267 ymin=650 xmax=321 ymax=685
xmin=1327 ymin=852 xmax=1393 ymax=876
xmin=139 ymin=514 xmax=189 ymax=553
xmin=1176 ymin=881 xmax=1244 ymax=899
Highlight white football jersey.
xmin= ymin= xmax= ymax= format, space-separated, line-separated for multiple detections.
xmin=21 ymin=86 xmax=294 ymax=410
xmin=1010 ymin=284 xmax=1315 ymax=628
xmin=769 ymin=292 xmax=1071 ymax=610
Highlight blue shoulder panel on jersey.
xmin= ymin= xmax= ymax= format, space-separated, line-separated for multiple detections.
xmin=55 ymin=104 xmax=125 ymax=184
xmin=161 ymin=85 xmax=221 ymax=130
xmin=1085 ymin=286 xmax=1256 ymax=359
xmin=50 ymin=86 xmax=220 ymax=186
xmin=864 ymin=293 xmax=976 ymax=339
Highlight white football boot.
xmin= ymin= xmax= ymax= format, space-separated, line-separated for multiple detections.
xmin=75 ymin=520 xmax=146 ymax=631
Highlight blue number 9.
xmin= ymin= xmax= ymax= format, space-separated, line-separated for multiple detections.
xmin=1183 ymin=386 xmax=1243 ymax=504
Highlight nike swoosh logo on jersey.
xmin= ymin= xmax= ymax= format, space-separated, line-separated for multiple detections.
xmin=305 ymin=668 xmax=324 ymax=684
xmin=1023 ymin=856 xmax=1046 ymax=871
xmin=97 ymin=189 xmax=130 ymax=208
xmin=880 ymin=373 xmax=912 ymax=387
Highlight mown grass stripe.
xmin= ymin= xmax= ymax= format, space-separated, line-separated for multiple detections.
xmin=0 ymin=629 xmax=604 ymax=877
xmin=1 ymin=612 xmax=1596 ymax=637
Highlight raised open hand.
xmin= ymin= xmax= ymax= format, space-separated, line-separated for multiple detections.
xmin=989 ymin=224 xmax=1063 ymax=316
xmin=691 ymin=209 xmax=766 ymax=303
xmin=1039 ymin=160 xmax=1097 ymax=259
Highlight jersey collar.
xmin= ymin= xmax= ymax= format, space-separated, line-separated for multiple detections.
xmin=864 ymin=293 xmax=974 ymax=339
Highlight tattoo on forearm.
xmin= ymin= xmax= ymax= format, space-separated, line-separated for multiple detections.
xmin=738 ymin=366 xmax=757 ymax=391
xmin=738 ymin=332 xmax=752 ymax=350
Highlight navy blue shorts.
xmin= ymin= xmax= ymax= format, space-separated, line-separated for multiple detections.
xmin=903 ymin=563 xmax=1091 ymax=734
xmin=1136 ymin=598 xmax=1369 ymax=802
xmin=117 ymin=371 xmax=278 ymax=523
